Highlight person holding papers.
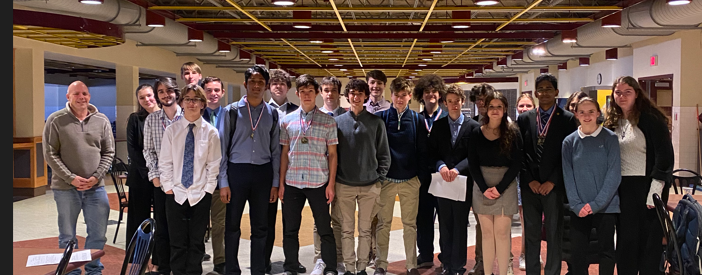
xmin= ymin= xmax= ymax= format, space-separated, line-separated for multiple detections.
xmin=467 ymin=88 xmax=522 ymax=275
xmin=428 ymin=84 xmax=480 ymax=275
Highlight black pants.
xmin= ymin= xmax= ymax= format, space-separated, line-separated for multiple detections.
xmin=126 ymin=182 xmax=153 ymax=245
xmin=166 ymin=193 xmax=212 ymax=275
xmin=436 ymin=197 xmax=470 ymax=274
xmin=153 ymin=186 xmax=171 ymax=274
xmin=568 ymin=212 xmax=616 ymax=275
xmin=521 ymin=186 xmax=564 ymax=275
xmin=282 ymin=184 xmax=337 ymax=273
xmin=264 ymin=200 xmax=278 ymax=269
xmin=225 ymin=162 xmax=273 ymax=275
xmin=616 ymin=176 xmax=665 ymax=275
xmin=416 ymin=176 xmax=439 ymax=261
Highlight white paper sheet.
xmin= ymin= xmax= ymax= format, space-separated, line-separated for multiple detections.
xmin=26 ymin=250 xmax=92 ymax=267
xmin=428 ymin=172 xmax=467 ymax=202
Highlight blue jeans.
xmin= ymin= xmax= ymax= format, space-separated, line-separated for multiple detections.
xmin=53 ymin=186 xmax=110 ymax=275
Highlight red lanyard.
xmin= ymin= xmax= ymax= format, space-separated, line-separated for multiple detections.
xmin=299 ymin=109 xmax=316 ymax=136
xmin=536 ymin=107 xmax=556 ymax=138
xmin=244 ymin=96 xmax=265 ymax=138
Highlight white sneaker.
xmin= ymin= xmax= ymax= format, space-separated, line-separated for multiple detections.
xmin=540 ymin=255 xmax=544 ymax=268
xmin=311 ymin=259 xmax=326 ymax=275
xmin=519 ymin=253 xmax=526 ymax=271
xmin=336 ymin=262 xmax=346 ymax=274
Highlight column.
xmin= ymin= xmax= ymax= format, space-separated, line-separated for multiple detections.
xmin=115 ymin=64 xmax=139 ymax=165
xmin=13 ymin=47 xmax=48 ymax=197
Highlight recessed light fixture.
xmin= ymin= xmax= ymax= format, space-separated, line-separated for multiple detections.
xmin=293 ymin=11 xmax=312 ymax=29
xmin=440 ymin=39 xmax=454 ymax=43
xmin=409 ymin=75 xmax=415 ymax=79
xmin=310 ymin=39 xmax=323 ymax=43
xmin=601 ymin=12 xmax=622 ymax=28
xmin=667 ymin=0 xmax=691 ymax=5
xmin=217 ymin=41 xmax=231 ymax=52
xmin=322 ymin=50 xmax=334 ymax=53
xmin=422 ymin=58 xmax=433 ymax=61
xmin=561 ymin=30 xmax=577 ymax=43
xmin=411 ymin=72 xmax=417 ymax=75
xmin=579 ymin=57 xmax=590 ymax=66
xmin=430 ymin=50 xmax=442 ymax=54
xmin=79 ymin=0 xmax=103 ymax=4
xmin=239 ymin=50 xmax=251 ymax=61
xmin=415 ymin=69 xmax=423 ymax=71
xmin=452 ymin=10 xmax=471 ymax=29
xmin=334 ymin=64 xmax=344 ymax=67
xmin=606 ymin=48 xmax=618 ymax=60
xmin=418 ymin=64 xmax=427 ymax=67
xmin=475 ymin=0 xmax=499 ymax=6
xmin=329 ymin=58 xmax=339 ymax=61
xmin=340 ymin=69 xmax=347 ymax=71
xmin=272 ymin=0 xmax=296 ymax=5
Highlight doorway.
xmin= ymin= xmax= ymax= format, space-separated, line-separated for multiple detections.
xmin=638 ymin=74 xmax=674 ymax=131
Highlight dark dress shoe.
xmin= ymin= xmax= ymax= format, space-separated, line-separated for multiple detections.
xmin=298 ymin=263 xmax=307 ymax=273
xmin=407 ymin=268 xmax=421 ymax=275
xmin=266 ymin=264 xmax=272 ymax=274
xmin=373 ymin=267 xmax=386 ymax=275
xmin=214 ymin=263 xmax=226 ymax=274
xmin=203 ymin=253 xmax=211 ymax=262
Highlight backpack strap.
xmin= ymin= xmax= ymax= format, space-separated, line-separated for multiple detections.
xmin=227 ymin=105 xmax=238 ymax=157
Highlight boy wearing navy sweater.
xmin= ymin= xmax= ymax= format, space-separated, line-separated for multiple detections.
xmin=373 ymin=78 xmax=428 ymax=275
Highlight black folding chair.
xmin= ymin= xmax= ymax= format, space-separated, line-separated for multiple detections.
xmin=672 ymin=169 xmax=702 ymax=195
xmin=55 ymin=239 xmax=75 ymax=275
xmin=121 ymin=218 xmax=156 ymax=275
xmin=653 ymin=193 xmax=685 ymax=275
xmin=110 ymin=157 xmax=129 ymax=244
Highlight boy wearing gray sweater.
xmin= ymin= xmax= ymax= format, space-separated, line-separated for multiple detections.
xmin=333 ymin=79 xmax=391 ymax=275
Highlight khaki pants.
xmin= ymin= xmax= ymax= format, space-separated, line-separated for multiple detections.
xmin=211 ymin=189 xmax=226 ymax=265
xmin=375 ymin=177 xmax=421 ymax=270
xmin=333 ymin=182 xmax=382 ymax=273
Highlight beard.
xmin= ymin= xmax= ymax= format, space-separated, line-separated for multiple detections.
xmin=160 ymin=99 xmax=175 ymax=107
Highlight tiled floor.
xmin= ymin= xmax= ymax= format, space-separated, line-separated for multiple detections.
xmin=14 ymin=182 xmax=609 ymax=275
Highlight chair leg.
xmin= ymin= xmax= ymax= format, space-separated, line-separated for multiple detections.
xmin=114 ymin=206 xmax=124 ymax=244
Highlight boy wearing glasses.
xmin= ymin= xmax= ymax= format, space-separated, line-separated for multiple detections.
xmin=333 ymin=79 xmax=391 ymax=275
xmin=159 ymin=84 xmax=222 ymax=275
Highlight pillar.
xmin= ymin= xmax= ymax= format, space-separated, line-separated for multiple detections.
xmin=115 ymin=64 xmax=139 ymax=164
xmin=13 ymin=47 xmax=48 ymax=197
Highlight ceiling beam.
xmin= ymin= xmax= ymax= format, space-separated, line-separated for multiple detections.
xmin=212 ymin=32 xmax=554 ymax=39
xmin=151 ymin=6 xmax=621 ymax=13
xmin=274 ymin=64 xmax=486 ymax=70
xmin=185 ymin=23 xmax=585 ymax=32
xmin=176 ymin=18 xmax=593 ymax=24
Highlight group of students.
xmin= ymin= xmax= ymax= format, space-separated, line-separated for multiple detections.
xmin=124 ymin=61 xmax=674 ymax=275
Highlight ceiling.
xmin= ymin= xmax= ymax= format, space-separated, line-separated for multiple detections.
xmin=142 ymin=0 xmax=623 ymax=79
xmin=45 ymin=59 xmax=165 ymax=80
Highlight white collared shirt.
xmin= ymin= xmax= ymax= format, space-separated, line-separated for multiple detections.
xmin=159 ymin=116 xmax=222 ymax=206
xmin=577 ymin=125 xmax=603 ymax=139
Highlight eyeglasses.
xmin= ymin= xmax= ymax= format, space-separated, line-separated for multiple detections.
xmin=183 ymin=98 xmax=203 ymax=104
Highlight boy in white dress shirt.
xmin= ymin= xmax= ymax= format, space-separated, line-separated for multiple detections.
xmin=159 ymin=84 xmax=222 ymax=275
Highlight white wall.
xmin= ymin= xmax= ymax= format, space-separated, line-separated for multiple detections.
xmin=556 ymin=55 xmax=633 ymax=98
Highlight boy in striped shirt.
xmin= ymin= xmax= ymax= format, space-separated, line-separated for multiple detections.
xmin=278 ymin=74 xmax=339 ymax=275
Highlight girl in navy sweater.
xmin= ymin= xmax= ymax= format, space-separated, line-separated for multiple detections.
xmin=561 ymin=97 xmax=621 ymax=275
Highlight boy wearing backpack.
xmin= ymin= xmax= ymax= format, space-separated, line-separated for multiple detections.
xmin=218 ymin=65 xmax=281 ymax=275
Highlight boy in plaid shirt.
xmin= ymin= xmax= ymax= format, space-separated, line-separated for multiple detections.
xmin=278 ymin=74 xmax=339 ymax=275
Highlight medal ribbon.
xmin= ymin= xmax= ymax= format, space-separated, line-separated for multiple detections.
xmin=244 ymin=96 xmax=265 ymax=136
xmin=299 ymin=109 xmax=316 ymax=137
xmin=536 ymin=107 xmax=556 ymax=139
xmin=424 ymin=108 xmax=443 ymax=132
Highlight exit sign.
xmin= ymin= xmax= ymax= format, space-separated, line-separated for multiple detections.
xmin=650 ymin=55 xmax=658 ymax=66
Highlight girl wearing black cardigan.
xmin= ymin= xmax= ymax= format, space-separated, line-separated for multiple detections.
xmin=125 ymin=84 xmax=160 ymax=244
xmin=603 ymin=76 xmax=674 ymax=275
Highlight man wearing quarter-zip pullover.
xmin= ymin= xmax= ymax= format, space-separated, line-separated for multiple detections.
xmin=372 ymin=78 xmax=427 ymax=275
xmin=333 ymin=79 xmax=390 ymax=275
xmin=43 ymin=80 xmax=115 ymax=275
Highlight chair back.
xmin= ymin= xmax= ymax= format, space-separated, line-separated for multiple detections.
xmin=121 ymin=218 xmax=156 ymax=275
xmin=672 ymin=169 xmax=702 ymax=195
xmin=653 ymin=193 xmax=686 ymax=275
xmin=55 ymin=239 xmax=75 ymax=275
xmin=110 ymin=157 xmax=129 ymax=204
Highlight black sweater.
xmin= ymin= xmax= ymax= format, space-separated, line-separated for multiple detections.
xmin=126 ymin=111 xmax=150 ymax=186
xmin=467 ymin=126 xmax=523 ymax=194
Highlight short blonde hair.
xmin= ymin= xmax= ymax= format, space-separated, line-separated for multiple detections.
xmin=181 ymin=62 xmax=202 ymax=76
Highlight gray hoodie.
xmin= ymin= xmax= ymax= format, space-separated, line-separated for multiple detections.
xmin=43 ymin=103 xmax=115 ymax=190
